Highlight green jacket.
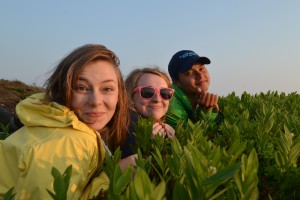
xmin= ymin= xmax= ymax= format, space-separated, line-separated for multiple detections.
xmin=0 ymin=93 xmax=108 ymax=199
xmin=166 ymin=84 xmax=218 ymax=128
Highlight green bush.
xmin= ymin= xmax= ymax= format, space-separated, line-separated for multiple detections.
xmin=3 ymin=91 xmax=300 ymax=199
xmin=106 ymin=91 xmax=300 ymax=200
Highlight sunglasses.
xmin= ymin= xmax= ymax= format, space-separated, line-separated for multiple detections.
xmin=133 ymin=86 xmax=174 ymax=100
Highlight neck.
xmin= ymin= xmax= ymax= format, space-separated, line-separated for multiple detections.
xmin=186 ymin=94 xmax=198 ymax=109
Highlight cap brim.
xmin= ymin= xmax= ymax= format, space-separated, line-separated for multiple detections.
xmin=196 ymin=57 xmax=211 ymax=65
xmin=179 ymin=56 xmax=211 ymax=73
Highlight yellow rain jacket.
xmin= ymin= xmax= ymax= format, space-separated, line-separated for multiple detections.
xmin=0 ymin=93 xmax=108 ymax=199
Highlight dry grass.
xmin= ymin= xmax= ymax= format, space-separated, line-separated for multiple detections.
xmin=0 ymin=79 xmax=44 ymax=114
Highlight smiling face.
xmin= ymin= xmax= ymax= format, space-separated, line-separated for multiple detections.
xmin=71 ymin=60 xmax=119 ymax=130
xmin=175 ymin=63 xmax=211 ymax=96
xmin=133 ymin=73 xmax=170 ymax=120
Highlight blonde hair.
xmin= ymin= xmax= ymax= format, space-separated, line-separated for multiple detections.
xmin=125 ymin=67 xmax=172 ymax=110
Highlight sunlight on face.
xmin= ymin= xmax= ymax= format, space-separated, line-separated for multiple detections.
xmin=177 ymin=64 xmax=210 ymax=95
xmin=133 ymin=73 xmax=169 ymax=120
xmin=71 ymin=60 xmax=119 ymax=130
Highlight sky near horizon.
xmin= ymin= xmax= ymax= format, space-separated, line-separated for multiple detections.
xmin=1 ymin=1 xmax=299 ymax=96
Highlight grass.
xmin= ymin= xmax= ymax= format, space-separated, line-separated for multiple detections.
xmin=0 ymin=79 xmax=44 ymax=138
xmin=0 ymin=79 xmax=44 ymax=113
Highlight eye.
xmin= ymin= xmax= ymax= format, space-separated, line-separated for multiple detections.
xmin=102 ymin=85 xmax=117 ymax=93
xmin=199 ymin=66 xmax=206 ymax=71
xmin=74 ymin=85 xmax=89 ymax=93
xmin=184 ymin=71 xmax=193 ymax=76
xmin=78 ymin=86 xmax=86 ymax=91
xmin=104 ymin=87 xmax=113 ymax=92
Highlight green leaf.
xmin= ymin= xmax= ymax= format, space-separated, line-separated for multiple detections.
xmin=203 ymin=163 xmax=241 ymax=185
xmin=133 ymin=168 xmax=152 ymax=199
xmin=208 ymin=187 xmax=228 ymax=200
xmin=151 ymin=147 xmax=164 ymax=173
xmin=103 ymin=151 xmax=114 ymax=178
xmin=46 ymin=189 xmax=56 ymax=200
xmin=227 ymin=141 xmax=247 ymax=158
xmin=245 ymin=149 xmax=258 ymax=176
xmin=62 ymin=165 xmax=72 ymax=194
xmin=234 ymin=172 xmax=243 ymax=195
xmin=172 ymin=182 xmax=190 ymax=200
xmin=51 ymin=167 xmax=65 ymax=199
xmin=113 ymin=165 xmax=132 ymax=195
xmin=166 ymin=155 xmax=181 ymax=178
xmin=46 ymin=165 xmax=72 ymax=200
xmin=288 ymin=135 xmax=300 ymax=165
xmin=3 ymin=187 xmax=16 ymax=200
xmin=208 ymin=146 xmax=221 ymax=167
xmin=150 ymin=180 xmax=166 ymax=200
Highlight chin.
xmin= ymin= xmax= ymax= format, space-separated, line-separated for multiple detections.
xmin=153 ymin=114 xmax=165 ymax=121
xmin=88 ymin=123 xmax=106 ymax=131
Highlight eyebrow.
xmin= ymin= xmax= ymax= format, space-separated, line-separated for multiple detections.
xmin=102 ymin=80 xmax=118 ymax=84
xmin=77 ymin=77 xmax=117 ymax=83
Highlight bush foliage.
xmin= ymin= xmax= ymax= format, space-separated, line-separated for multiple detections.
xmin=2 ymin=91 xmax=300 ymax=199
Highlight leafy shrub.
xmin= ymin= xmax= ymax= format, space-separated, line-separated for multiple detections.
xmin=0 ymin=123 xmax=10 ymax=140
xmin=2 ymin=91 xmax=300 ymax=199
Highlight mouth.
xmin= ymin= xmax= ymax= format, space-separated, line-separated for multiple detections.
xmin=83 ymin=112 xmax=105 ymax=122
xmin=196 ymin=80 xmax=208 ymax=86
xmin=149 ymin=106 xmax=163 ymax=110
xmin=85 ymin=112 xmax=105 ymax=117
xmin=198 ymin=79 xmax=207 ymax=83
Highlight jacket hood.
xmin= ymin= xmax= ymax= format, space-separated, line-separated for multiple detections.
xmin=16 ymin=93 xmax=93 ymax=133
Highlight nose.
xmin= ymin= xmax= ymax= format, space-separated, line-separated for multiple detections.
xmin=195 ymin=70 xmax=203 ymax=78
xmin=151 ymin=91 xmax=160 ymax=102
xmin=88 ymin=91 xmax=102 ymax=106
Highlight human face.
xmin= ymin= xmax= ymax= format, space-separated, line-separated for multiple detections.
xmin=133 ymin=73 xmax=170 ymax=120
xmin=176 ymin=64 xmax=210 ymax=96
xmin=71 ymin=60 xmax=119 ymax=131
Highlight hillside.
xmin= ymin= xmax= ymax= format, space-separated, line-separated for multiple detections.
xmin=0 ymin=79 xmax=44 ymax=114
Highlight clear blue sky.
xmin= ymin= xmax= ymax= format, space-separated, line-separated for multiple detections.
xmin=1 ymin=1 xmax=299 ymax=96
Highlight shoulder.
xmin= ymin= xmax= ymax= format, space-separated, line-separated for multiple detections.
xmin=130 ymin=111 xmax=140 ymax=122
xmin=5 ymin=126 xmax=98 ymax=154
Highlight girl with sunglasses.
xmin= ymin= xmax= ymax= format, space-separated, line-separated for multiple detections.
xmin=119 ymin=67 xmax=175 ymax=170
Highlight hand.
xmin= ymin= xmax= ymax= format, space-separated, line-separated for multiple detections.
xmin=119 ymin=154 xmax=138 ymax=171
xmin=152 ymin=122 xmax=166 ymax=138
xmin=152 ymin=122 xmax=175 ymax=139
xmin=197 ymin=88 xmax=219 ymax=111
xmin=164 ymin=124 xmax=175 ymax=139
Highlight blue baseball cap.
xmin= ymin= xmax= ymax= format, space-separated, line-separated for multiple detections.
xmin=168 ymin=50 xmax=211 ymax=79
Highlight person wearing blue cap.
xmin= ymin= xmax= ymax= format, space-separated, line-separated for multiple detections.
xmin=165 ymin=50 xmax=221 ymax=128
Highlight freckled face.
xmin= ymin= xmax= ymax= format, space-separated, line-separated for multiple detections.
xmin=133 ymin=73 xmax=170 ymax=120
xmin=71 ymin=60 xmax=118 ymax=131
